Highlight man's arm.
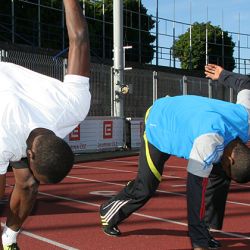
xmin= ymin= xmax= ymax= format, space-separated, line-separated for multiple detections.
xmin=205 ymin=64 xmax=250 ymax=92
xmin=0 ymin=174 xmax=6 ymax=199
xmin=5 ymin=168 xmax=39 ymax=231
xmin=63 ymin=0 xmax=90 ymax=77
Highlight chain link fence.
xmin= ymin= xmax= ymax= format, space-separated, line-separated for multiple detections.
xmin=0 ymin=45 xmax=235 ymax=118
xmin=1 ymin=1 xmax=250 ymax=74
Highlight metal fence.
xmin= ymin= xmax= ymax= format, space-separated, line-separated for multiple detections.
xmin=0 ymin=49 xmax=65 ymax=81
xmin=0 ymin=46 xmax=235 ymax=118
xmin=0 ymin=1 xmax=250 ymax=74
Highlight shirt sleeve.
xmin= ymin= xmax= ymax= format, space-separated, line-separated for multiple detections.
xmin=236 ymin=89 xmax=250 ymax=110
xmin=0 ymin=136 xmax=13 ymax=175
xmin=63 ymin=75 xmax=91 ymax=119
xmin=187 ymin=133 xmax=225 ymax=177
xmin=218 ymin=70 xmax=250 ymax=93
xmin=54 ymin=74 xmax=91 ymax=138
xmin=0 ymin=162 xmax=9 ymax=175
xmin=64 ymin=74 xmax=90 ymax=88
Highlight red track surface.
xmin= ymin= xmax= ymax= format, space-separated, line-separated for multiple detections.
xmin=2 ymin=156 xmax=250 ymax=250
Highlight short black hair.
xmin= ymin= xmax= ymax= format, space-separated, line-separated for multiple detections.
xmin=33 ymin=134 xmax=74 ymax=183
xmin=231 ymin=141 xmax=250 ymax=183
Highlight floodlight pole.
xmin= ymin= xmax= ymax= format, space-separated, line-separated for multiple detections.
xmin=156 ymin=0 xmax=159 ymax=66
xmin=112 ymin=0 xmax=124 ymax=117
xmin=11 ymin=0 xmax=15 ymax=43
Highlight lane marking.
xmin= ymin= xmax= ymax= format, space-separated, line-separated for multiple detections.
xmin=74 ymin=164 xmax=250 ymax=199
xmin=5 ymin=159 xmax=250 ymax=247
xmin=37 ymin=191 xmax=250 ymax=241
xmin=89 ymin=191 xmax=117 ymax=197
xmin=74 ymin=164 xmax=184 ymax=180
xmin=68 ymin=175 xmax=250 ymax=205
xmin=1 ymin=223 xmax=79 ymax=250
xmin=67 ymin=175 xmax=185 ymax=197
xmin=104 ymin=159 xmax=186 ymax=169
xmin=101 ymin=160 xmax=250 ymax=188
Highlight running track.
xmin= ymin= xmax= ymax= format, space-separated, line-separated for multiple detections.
xmin=2 ymin=156 xmax=250 ymax=250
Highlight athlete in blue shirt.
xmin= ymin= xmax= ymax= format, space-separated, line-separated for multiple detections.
xmin=100 ymin=64 xmax=250 ymax=250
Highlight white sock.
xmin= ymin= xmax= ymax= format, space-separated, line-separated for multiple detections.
xmin=1 ymin=225 xmax=20 ymax=246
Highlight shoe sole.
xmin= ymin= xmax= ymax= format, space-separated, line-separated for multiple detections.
xmin=102 ymin=228 xmax=121 ymax=237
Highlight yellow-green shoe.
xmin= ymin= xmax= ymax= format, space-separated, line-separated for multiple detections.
xmin=3 ymin=243 xmax=20 ymax=250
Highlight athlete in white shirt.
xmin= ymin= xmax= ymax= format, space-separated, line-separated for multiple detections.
xmin=0 ymin=1 xmax=90 ymax=249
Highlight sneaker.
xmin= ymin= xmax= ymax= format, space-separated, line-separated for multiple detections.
xmin=100 ymin=204 xmax=121 ymax=237
xmin=208 ymin=237 xmax=222 ymax=249
xmin=102 ymin=225 xmax=121 ymax=237
xmin=3 ymin=243 xmax=20 ymax=250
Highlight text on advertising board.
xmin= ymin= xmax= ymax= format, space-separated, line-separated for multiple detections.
xmin=69 ymin=125 xmax=80 ymax=141
xmin=103 ymin=121 xmax=113 ymax=139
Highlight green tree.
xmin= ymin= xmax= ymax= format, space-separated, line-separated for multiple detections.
xmin=0 ymin=0 xmax=63 ymax=49
xmin=85 ymin=0 xmax=155 ymax=63
xmin=172 ymin=22 xmax=235 ymax=71
xmin=0 ymin=0 xmax=155 ymax=62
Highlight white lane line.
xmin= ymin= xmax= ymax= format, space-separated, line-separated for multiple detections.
xmin=211 ymin=229 xmax=250 ymax=240
xmin=68 ymin=175 xmax=250 ymax=204
xmin=1 ymin=223 xmax=79 ymax=250
xmin=67 ymin=176 xmax=185 ymax=197
xmin=102 ymin=160 xmax=250 ymax=188
xmin=227 ymin=201 xmax=250 ymax=207
xmin=74 ymin=164 xmax=184 ymax=180
xmin=67 ymin=173 xmax=250 ymax=206
xmin=37 ymin=190 xmax=250 ymax=241
xmin=74 ymin=163 xmax=250 ymax=189
xmin=105 ymin=159 xmax=186 ymax=169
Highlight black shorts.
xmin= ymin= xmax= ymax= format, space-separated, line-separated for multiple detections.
xmin=9 ymin=158 xmax=29 ymax=169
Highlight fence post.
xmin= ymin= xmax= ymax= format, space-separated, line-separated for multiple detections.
xmin=208 ymin=79 xmax=212 ymax=98
xmin=182 ymin=75 xmax=187 ymax=95
xmin=229 ymin=88 xmax=234 ymax=102
xmin=0 ymin=50 xmax=7 ymax=62
xmin=63 ymin=58 xmax=67 ymax=75
xmin=153 ymin=71 xmax=158 ymax=102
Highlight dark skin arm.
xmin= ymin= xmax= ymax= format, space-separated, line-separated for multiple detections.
xmin=6 ymin=168 xmax=39 ymax=231
xmin=0 ymin=174 xmax=6 ymax=200
xmin=64 ymin=0 xmax=90 ymax=77
xmin=5 ymin=0 xmax=89 ymax=232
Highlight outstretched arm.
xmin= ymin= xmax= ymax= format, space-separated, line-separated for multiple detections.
xmin=205 ymin=64 xmax=250 ymax=93
xmin=63 ymin=0 xmax=90 ymax=77
xmin=5 ymin=168 xmax=39 ymax=231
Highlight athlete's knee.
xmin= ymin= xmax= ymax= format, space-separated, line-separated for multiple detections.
xmin=143 ymin=187 xmax=157 ymax=200
xmin=125 ymin=179 xmax=157 ymax=202
xmin=135 ymin=184 xmax=157 ymax=202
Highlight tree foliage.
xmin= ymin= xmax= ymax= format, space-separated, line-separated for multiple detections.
xmin=172 ymin=22 xmax=235 ymax=71
xmin=0 ymin=0 xmax=64 ymax=49
xmin=0 ymin=0 xmax=155 ymax=63
xmin=84 ymin=0 xmax=155 ymax=63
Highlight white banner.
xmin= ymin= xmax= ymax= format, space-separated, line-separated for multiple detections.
xmin=130 ymin=118 xmax=144 ymax=149
xmin=64 ymin=117 xmax=124 ymax=153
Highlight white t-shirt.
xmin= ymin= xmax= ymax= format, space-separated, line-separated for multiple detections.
xmin=0 ymin=62 xmax=91 ymax=174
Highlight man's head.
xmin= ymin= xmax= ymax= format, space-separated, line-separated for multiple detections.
xmin=222 ymin=138 xmax=250 ymax=183
xmin=26 ymin=128 xmax=74 ymax=184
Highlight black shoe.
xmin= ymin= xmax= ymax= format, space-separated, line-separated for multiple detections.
xmin=102 ymin=225 xmax=121 ymax=237
xmin=208 ymin=237 xmax=222 ymax=249
xmin=3 ymin=243 xmax=20 ymax=250
xmin=100 ymin=204 xmax=121 ymax=237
